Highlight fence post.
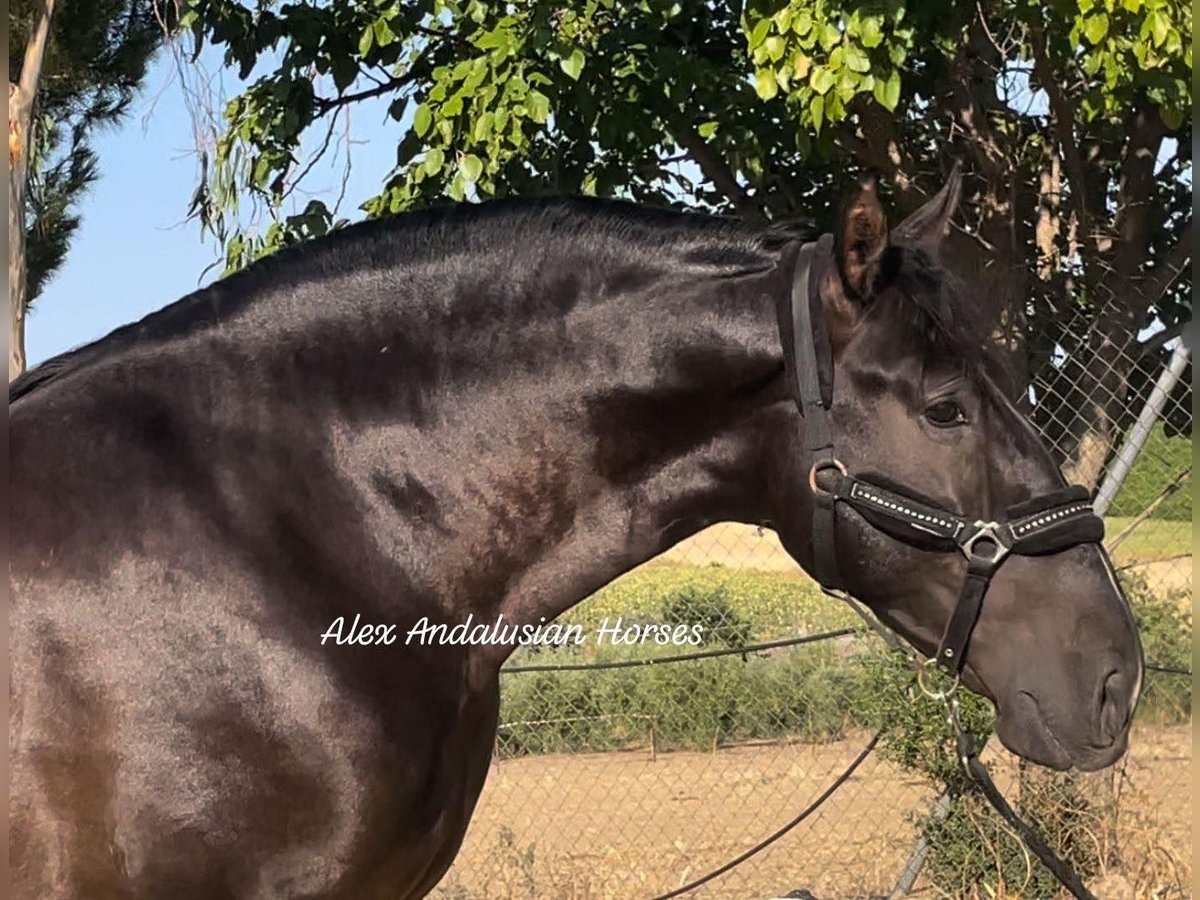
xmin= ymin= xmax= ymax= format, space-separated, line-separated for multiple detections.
xmin=1093 ymin=340 xmax=1190 ymax=516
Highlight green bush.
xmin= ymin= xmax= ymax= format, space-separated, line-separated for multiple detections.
xmin=922 ymin=781 xmax=1108 ymax=900
xmin=497 ymin=566 xmax=1191 ymax=758
xmin=1124 ymin=572 xmax=1192 ymax=723
xmin=660 ymin=582 xmax=754 ymax=648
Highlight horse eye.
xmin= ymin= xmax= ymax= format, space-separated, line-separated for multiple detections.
xmin=925 ymin=399 xmax=967 ymax=427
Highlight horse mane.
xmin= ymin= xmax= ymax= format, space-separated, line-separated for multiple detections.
xmin=9 ymin=196 xmax=978 ymax=403
xmin=10 ymin=197 xmax=814 ymax=404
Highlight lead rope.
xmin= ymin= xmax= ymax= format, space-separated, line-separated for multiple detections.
xmin=648 ymin=728 xmax=882 ymax=900
xmin=646 ymin=594 xmax=891 ymax=900
xmin=941 ymin=693 xmax=1098 ymax=900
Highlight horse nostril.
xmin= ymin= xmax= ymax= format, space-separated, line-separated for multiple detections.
xmin=1098 ymin=671 xmax=1126 ymax=745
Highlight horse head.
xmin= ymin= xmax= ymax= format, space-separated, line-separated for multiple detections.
xmin=768 ymin=169 xmax=1143 ymax=771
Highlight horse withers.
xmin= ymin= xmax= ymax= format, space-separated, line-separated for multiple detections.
xmin=9 ymin=169 xmax=1141 ymax=898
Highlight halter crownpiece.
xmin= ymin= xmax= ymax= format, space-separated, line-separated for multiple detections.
xmin=785 ymin=239 xmax=1106 ymax=676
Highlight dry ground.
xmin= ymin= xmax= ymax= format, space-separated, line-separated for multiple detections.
xmin=434 ymin=725 xmax=1191 ymax=900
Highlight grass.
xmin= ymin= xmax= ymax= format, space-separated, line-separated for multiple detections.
xmin=1104 ymin=516 xmax=1190 ymax=562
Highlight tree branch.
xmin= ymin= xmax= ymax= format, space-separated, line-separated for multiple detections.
xmin=1138 ymin=322 xmax=1184 ymax=359
xmin=674 ymin=127 xmax=764 ymax=219
xmin=1140 ymin=216 xmax=1192 ymax=307
xmin=314 ymin=69 xmax=423 ymax=115
xmin=839 ymin=99 xmax=923 ymax=211
xmin=12 ymin=0 xmax=57 ymax=144
xmin=1030 ymin=24 xmax=1091 ymax=232
xmin=1111 ymin=105 xmax=1167 ymax=279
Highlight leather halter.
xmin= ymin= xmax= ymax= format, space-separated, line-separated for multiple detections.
xmin=786 ymin=239 xmax=1106 ymax=676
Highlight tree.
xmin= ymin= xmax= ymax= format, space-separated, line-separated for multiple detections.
xmin=8 ymin=0 xmax=166 ymax=380
xmin=181 ymin=0 xmax=1190 ymax=482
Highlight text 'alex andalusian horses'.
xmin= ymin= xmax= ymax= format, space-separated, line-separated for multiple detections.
xmin=10 ymin=169 xmax=1141 ymax=898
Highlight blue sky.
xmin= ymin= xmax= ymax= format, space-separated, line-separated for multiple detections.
xmin=26 ymin=46 xmax=398 ymax=365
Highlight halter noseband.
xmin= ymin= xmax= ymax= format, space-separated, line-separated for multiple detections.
xmin=787 ymin=239 xmax=1105 ymax=676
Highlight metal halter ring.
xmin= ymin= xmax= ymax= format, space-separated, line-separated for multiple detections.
xmin=808 ymin=458 xmax=848 ymax=497
xmin=961 ymin=521 xmax=1010 ymax=566
xmin=915 ymin=657 xmax=960 ymax=701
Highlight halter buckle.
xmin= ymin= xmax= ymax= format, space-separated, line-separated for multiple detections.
xmin=916 ymin=657 xmax=960 ymax=701
xmin=808 ymin=458 xmax=847 ymax=498
xmin=961 ymin=521 xmax=1010 ymax=566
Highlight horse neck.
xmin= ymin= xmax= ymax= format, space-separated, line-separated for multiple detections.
xmin=325 ymin=258 xmax=793 ymax=646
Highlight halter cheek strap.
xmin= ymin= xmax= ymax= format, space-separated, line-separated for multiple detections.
xmin=788 ymin=235 xmax=841 ymax=590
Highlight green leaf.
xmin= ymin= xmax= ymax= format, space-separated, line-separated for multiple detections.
xmin=331 ymin=56 xmax=358 ymax=93
xmin=413 ymin=103 xmax=432 ymax=137
xmin=810 ymin=94 xmax=824 ymax=132
xmin=475 ymin=28 xmax=511 ymax=51
xmin=820 ymin=23 xmax=841 ymax=51
xmin=560 ymin=48 xmax=586 ymax=80
xmin=1151 ymin=10 xmax=1170 ymax=46
xmin=1160 ymin=104 xmax=1183 ymax=129
xmin=528 ymin=89 xmax=551 ymax=123
xmin=810 ymin=67 xmax=836 ymax=95
xmin=423 ymin=147 xmax=445 ymax=175
xmin=1083 ymin=13 xmax=1109 ymax=45
xmin=845 ymin=46 xmax=871 ymax=73
xmin=460 ymin=153 xmax=484 ymax=182
xmin=860 ymin=17 xmax=883 ymax=48
xmin=873 ymin=69 xmax=900 ymax=110
xmin=749 ymin=18 xmax=770 ymax=49
xmin=473 ymin=111 xmax=494 ymax=141
xmin=755 ymin=68 xmax=779 ymax=100
xmin=374 ymin=18 xmax=396 ymax=47
xmin=697 ymin=121 xmax=718 ymax=138
xmin=358 ymin=26 xmax=374 ymax=57
xmin=793 ymin=10 xmax=813 ymax=35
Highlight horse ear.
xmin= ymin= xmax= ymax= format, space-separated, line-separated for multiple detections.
xmin=894 ymin=162 xmax=963 ymax=252
xmin=835 ymin=173 xmax=888 ymax=300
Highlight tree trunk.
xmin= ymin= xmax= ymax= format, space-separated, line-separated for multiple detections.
xmin=9 ymin=0 xmax=58 ymax=383
xmin=10 ymin=102 xmax=28 ymax=382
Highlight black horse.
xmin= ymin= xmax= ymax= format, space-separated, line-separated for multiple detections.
xmin=10 ymin=170 xmax=1140 ymax=898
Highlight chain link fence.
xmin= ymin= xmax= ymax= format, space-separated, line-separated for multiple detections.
xmin=435 ymin=307 xmax=1191 ymax=900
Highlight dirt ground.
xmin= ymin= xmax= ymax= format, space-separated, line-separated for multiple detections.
xmin=433 ymin=725 xmax=1191 ymax=900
